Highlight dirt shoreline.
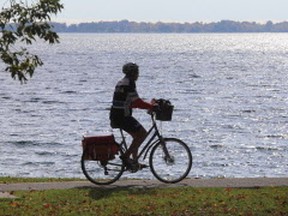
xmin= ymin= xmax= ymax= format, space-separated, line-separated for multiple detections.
xmin=1 ymin=177 xmax=287 ymax=198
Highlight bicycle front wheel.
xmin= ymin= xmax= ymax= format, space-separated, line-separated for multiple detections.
xmin=150 ymin=138 xmax=192 ymax=183
xmin=81 ymin=153 xmax=124 ymax=185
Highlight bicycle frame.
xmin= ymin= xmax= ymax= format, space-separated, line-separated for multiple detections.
xmin=81 ymin=110 xmax=192 ymax=185
xmin=117 ymin=113 xmax=165 ymax=162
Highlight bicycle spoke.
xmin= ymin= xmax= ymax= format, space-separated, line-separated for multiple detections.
xmin=81 ymin=154 xmax=124 ymax=185
xmin=150 ymin=138 xmax=192 ymax=183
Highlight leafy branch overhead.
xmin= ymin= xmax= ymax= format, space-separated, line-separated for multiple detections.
xmin=0 ymin=0 xmax=63 ymax=83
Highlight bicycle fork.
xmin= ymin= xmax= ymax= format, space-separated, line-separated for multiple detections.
xmin=159 ymin=138 xmax=175 ymax=165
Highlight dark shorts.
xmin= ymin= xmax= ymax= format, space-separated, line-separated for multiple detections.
xmin=110 ymin=116 xmax=144 ymax=133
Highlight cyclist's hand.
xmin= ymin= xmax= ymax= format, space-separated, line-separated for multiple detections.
xmin=147 ymin=104 xmax=159 ymax=115
xmin=151 ymin=98 xmax=158 ymax=105
xmin=152 ymin=104 xmax=160 ymax=113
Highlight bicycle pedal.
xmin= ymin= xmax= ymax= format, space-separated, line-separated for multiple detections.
xmin=104 ymin=167 xmax=109 ymax=175
xmin=129 ymin=169 xmax=138 ymax=173
xmin=126 ymin=164 xmax=147 ymax=173
xmin=138 ymin=164 xmax=148 ymax=169
xmin=126 ymin=166 xmax=138 ymax=173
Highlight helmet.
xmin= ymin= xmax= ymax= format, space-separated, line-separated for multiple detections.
xmin=122 ymin=62 xmax=139 ymax=76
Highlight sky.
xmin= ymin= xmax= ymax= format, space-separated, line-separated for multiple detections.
xmin=52 ymin=0 xmax=287 ymax=24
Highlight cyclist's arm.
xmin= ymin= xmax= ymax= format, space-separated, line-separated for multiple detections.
xmin=131 ymin=98 xmax=154 ymax=110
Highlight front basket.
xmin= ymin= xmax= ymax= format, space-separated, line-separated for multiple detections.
xmin=155 ymin=100 xmax=174 ymax=121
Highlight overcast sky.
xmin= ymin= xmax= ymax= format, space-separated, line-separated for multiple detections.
xmin=53 ymin=0 xmax=287 ymax=24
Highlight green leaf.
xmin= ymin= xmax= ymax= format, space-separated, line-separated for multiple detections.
xmin=0 ymin=0 xmax=64 ymax=83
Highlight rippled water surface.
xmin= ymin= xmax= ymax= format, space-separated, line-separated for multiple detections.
xmin=0 ymin=33 xmax=287 ymax=179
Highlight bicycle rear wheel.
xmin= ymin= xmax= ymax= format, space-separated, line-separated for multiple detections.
xmin=150 ymin=138 xmax=192 ymax=183
xmin=81 ymin=153 xmax=124 ymax=185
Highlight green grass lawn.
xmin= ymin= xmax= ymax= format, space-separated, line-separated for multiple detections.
xmin=0 ymin=176 xmax=84 ymax=184
xmin=0 ymin=177 xmax=287 ymax=216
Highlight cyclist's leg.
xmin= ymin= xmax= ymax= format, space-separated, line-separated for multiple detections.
xmin=120 ymin=116 xmax=146 ymax=161
xmin=127 ymin=127 xmax=146 ymax=160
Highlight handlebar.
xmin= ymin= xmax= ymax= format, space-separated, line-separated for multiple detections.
xmin=147 ymin=99 xmax=173 ymax=122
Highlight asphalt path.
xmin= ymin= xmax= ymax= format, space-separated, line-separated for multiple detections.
xmin=1 ymin=178 xmax=288 ymax=199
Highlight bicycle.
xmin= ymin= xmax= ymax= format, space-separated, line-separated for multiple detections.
xmin=81 ymin=101 xmax=193 ymax=185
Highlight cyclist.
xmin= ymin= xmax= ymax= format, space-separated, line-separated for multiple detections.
xmin=110 ymin=62 xmax=156 ymax=170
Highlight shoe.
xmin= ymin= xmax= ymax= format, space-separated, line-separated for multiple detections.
xmin=137 ymin=163 xmax=148 ymax=170
xmin=120 ymin=156 xmax=147 ymax=172
xmin=120 ymin=156 xmax=134 ymax=169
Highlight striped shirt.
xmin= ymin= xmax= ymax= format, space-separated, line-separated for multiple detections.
xmin=111 ymin=76 xmax=139 ymax=118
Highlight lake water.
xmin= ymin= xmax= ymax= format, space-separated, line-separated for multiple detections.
xmin=0 ymin=33 xmax=287 ymax=179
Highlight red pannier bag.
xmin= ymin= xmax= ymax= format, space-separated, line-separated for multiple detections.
xmin=82 ymin=134 xmax=119 ymax=161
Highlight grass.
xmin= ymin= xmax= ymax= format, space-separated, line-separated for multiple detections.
xmin=0 ymin=177 xmax=287 ymax=216
xmin=0 ymin=176 xmax=84 ymax=184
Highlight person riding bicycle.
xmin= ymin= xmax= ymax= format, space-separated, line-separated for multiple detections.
xmin=110 ymin=62 xmax=156 ymax=170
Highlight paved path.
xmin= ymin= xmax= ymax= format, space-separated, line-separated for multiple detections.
xmin=1 ymin=178 xmax=287 ymax=199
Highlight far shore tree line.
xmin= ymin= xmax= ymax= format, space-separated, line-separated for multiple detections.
xmin=51 ymin=20 xmax=288 ymax=33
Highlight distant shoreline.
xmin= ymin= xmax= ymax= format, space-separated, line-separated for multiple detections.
xmin=51 ymin=20 xmax=288 ymax=33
